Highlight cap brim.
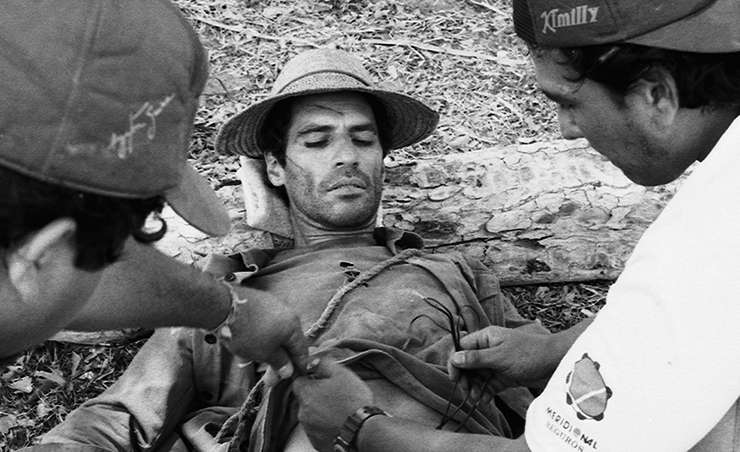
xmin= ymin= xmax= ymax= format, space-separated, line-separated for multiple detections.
xmin=627 ymin=0 xmax=740 ymax=52
xmin=165 ymin=164 xmax=231 ymax=236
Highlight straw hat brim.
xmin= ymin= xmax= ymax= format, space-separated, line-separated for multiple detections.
xmin=216 ymin=85 xmax=439 ymax=159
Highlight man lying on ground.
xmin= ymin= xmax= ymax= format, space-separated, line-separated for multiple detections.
xmin=34 ymin=49 xmax=582 ymax=452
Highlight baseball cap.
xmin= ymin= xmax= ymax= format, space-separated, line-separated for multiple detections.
xmin=215 ymin=48 xmax=439 ymax=158
xmin=0 ymin=0 xmax=230 ymax=236
xmin=513 ymin=0 xmax=740 ymax=53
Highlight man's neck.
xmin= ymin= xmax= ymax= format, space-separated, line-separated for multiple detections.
xmin=284 ymin=202 xmax=380 ymax=248
xmin=290 ymin=214 xmax=377 ymax=248
xmin=293 ymin=229 xmax=376 ymax=248
xmin=686 ymin=107 xmax=739 ymax=163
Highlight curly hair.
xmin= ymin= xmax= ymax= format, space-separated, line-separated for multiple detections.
xmin=257 ymin=92 xmax=393 ymax=166
xmin=0 ymin=166 xmax=166 ymax=271
xmin=538 ymin=44 xmax=740 ymax=110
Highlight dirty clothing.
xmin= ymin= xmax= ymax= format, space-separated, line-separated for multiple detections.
xmin=42 ymin=229 xmax=547 ymax=451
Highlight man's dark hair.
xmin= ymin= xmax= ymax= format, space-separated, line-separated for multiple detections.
xmin=0 ymin=166 xmax=166 ymax=271
xmin=257 ymin=92 xmax=393 ymax=167
xmin=540 ymin=44 xmax=740 ymax=110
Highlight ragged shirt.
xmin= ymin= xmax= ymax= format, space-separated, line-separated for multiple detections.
xmin=42 ymin=228 xmax=548 ymax=452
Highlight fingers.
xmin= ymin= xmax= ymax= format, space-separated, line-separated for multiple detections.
xmin=450 ymin=349 xmax=492 ymax=371
xmin=283 ymin=323 xmax=310 ymax=374
xmin=447 ymin=357 xmax=461 ymax=382
xmin=263 ymin=366 xmax=281 ymax=388
xmin=293 ymin=358 xmax=339 ymax=396
xmin=479 ymin=387 xmax=495 ymax=405
xmin=261 ymin=313 xmax=309 ymax=381
xmin=262 ymin=347 xmax=295 ymax=382
xmin=458 ymin=326 xmax=505 ymax=349
xmin=485 ymin=376 xmax=510 ymax=395
xmin=306 ymin=357 xmax=334 ymax=379
xmin=447 ymin=362 xmax=476 ymax=394
xmin=459 ymin=373 xmax=470 ymax=393
xmin=300 ymin=357 xmax=339 ymax=381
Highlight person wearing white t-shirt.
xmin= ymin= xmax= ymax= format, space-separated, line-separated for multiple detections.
xmin=292 ymin=0 xmax=740 ymax=451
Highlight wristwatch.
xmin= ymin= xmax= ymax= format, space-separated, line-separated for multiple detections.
xmin=333 ymin=406 xmax=390 ymax=452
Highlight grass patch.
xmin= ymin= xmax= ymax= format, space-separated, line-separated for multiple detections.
xmin=1 ymin=338 xmax=149 ymax=449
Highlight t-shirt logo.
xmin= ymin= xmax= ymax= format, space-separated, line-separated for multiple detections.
xmin=565 ymin=353 xmax=612 ymax=421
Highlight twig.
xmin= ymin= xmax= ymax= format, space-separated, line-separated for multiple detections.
xmin=364 ymin=39 xmax=499 ymax=63
xmin=465 ymin=0 xmax=506 ymax=16
xmin=191 ymin=16 xmax=318 ymax=47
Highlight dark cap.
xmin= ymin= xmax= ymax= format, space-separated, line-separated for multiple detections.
xmin=0 ymin=0 xmax=230 ymax=236
xmin=513 ymin=0 xmax=740 ymax=53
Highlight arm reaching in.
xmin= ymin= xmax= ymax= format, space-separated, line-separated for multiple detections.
xmin=69 ymin=239 xmax=309 ymax=376
xmin=293 ymin=359 xmax=531 ymax=452
xmin=449 ymin=318 xmax=594 ymax=390
xmin=67 ymin=238 xmax=232 ymax=331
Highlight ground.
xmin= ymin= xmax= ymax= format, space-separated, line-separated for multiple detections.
xmin=0 ymin=0 xmax=610 ymax=448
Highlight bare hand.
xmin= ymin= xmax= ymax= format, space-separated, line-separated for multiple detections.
xmin=293 ymin=358 xmax=373 ymax=452
xmin=448 ymin=326 xmax=555 ymax=390
xmin=218 ymin=286 xmax=309 ymax=380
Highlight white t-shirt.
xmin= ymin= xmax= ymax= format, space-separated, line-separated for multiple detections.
xmin=525 ymin=116 xmax=740 ymax=452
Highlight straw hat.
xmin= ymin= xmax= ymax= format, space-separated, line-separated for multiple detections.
xmin=215 ymin=48 xmax=439 ymax=158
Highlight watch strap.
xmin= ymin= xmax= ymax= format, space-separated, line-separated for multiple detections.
xmin=333 ymin=406 xmax=389 ymax=452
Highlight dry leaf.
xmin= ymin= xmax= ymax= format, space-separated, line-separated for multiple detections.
xmin=9 ymin=376 xmax=33 ymax=393
xmin=34 ymin=369 xmax=66 ymax=387
xmin=0 ymin=415 xmax=18 ymax=434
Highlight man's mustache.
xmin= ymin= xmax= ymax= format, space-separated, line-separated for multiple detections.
xmin=322 ymin=167 xmax=373 ymax=191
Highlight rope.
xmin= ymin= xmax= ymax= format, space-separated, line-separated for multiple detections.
xmin=304 ymin=247 xmax=422 ymax=339
xmin=221 ymin=247 xmax=423 ymax=450
xmin=218 ymin=379 xmax=264 ymax=452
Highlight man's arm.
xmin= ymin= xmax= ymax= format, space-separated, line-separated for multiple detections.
xmin=69 ymin=239 xmax=309 ymax=375
xmin=66 ymin=238 xmax=231 ymax=331
xmin=357 ymin=416 xmax=530 ymax=452
xmin=294 ymin=359 xmax=532 ymax=452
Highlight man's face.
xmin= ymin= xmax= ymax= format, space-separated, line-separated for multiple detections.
xmin=0 ymin=221 xmax=105 ymax=356
xmin=532 ymin=49 xmax=681 ymax=186
xmin=267 ymin=91 xmax=385 ymax=230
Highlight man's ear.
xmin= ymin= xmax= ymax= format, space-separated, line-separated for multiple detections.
xmin=628 ymin=66 xmax=680 ymax=132
xmin=7 ymin=218 xmax=77 ymax=300
xmin=265 ymin=153 xmax=286 ymax=187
